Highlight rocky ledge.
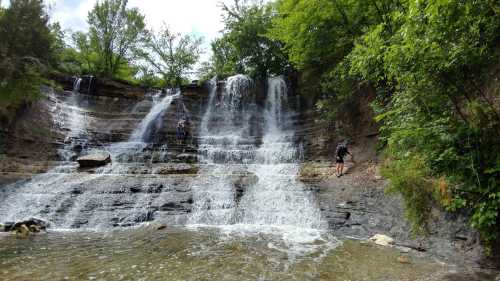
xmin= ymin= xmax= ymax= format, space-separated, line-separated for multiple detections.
xmin=299 ymin=159 xmax=500 ymax=274
xmin=77 ymin=152 xmax=111 ymax=168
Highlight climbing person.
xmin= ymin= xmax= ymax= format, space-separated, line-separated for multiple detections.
xmin=335 ymin=141 xmax=352 ymax=178
xmin=176 ymin=120 xmax=185 ymax=145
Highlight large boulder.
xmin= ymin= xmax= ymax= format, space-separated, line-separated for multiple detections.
xmin=77 ymin=152 xmax=111 ymax=168
xmin=2 ymin=218 xmax=50 ymax=236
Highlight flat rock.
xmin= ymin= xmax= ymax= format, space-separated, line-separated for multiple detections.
xmin=77 ymin=152 xmax=111 ymax=168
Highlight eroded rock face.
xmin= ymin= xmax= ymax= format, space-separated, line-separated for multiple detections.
xmin=77 ymin=152 xmax=111 ymax=168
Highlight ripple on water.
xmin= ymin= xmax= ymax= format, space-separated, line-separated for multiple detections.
xmin=0 ymin=226 xmax=456 ymax=281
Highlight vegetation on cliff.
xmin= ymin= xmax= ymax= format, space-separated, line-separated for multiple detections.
xmin=0 ymin=0 xmax=56 ymax=117
xmin=57 ymin=0 xmax=202 ymax=88
xmin=269 ymin=0 xmax=500 ymax=247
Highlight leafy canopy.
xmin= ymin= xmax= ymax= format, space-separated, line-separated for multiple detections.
xmin=87 ymin=0 xmax=146 ymax=78
xmin=0 ymin=0 xmax=54 ymax=108
xmin=139 ymin=25 xmax=203 ymax=87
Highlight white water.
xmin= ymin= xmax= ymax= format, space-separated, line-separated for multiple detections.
xmin=239 ymin=77 xmax=325 ymax=229
xmin=0 ymin=90 xmax=93 ymax=222
xmin=129 ymin=90 xmax=179 ymax=142
xmin=189 ymin=75 xmax=256 ymax=225
xmin=0 ymin=89 xmax=180 ymax=228
xmin=189 ymin=76 xmax=326 ymax=238
xmin=103 ymin=90 xmax=179 ymax=166
xmin=73 ymin=77 xmax=82 ymax=92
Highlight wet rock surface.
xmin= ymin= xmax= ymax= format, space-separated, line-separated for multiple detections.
xmin=1 ymin=218 xmax=49 ymax=236
xmin=301 ymin=160 xmax=494 ymax=270
xmin=77 ymin=152 xmax=111 ymax=168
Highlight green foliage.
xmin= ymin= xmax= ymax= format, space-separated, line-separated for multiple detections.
xmin=269 ymin=0 xmax=395 ymax=94
xmin=382 ymin=153 xmax=433 ymax=235
xmin=0 ymin=0 xmax=54 ymax=109
xmin=208 ymin=36 xmax=239 ymax=79
xmin=87 ymin=0 xmax=146 ymax=78
xmin=348 ymin=0 xmax=500 ymax=245
xmin=135 ymin=66 xmax=163 ymax=89
xmin=139 ymin=25 xmax=203 ymax=87
xmin=204 ymin=0 xmax=289 ymax=79
xmin=273 ymin=0 xmax=500 ymax=246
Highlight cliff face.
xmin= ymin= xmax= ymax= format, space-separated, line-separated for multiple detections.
xmin=0 ymin=76 xmax=490 ymax=267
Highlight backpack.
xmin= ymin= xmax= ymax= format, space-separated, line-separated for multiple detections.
xmin=336 ymin=144 xmax=347 ymax=158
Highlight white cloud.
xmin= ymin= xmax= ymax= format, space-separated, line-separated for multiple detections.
xmin=3 ymin=0 xmax=239 ymax=75
xmin=43 ymin=0 xmax=235 ymax=67
xmin=45 ymin=0 xmax=230 ymax=42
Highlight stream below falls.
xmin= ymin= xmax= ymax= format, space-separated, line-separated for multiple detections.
xmin=0 ymin=226 xmax=456 ymax=281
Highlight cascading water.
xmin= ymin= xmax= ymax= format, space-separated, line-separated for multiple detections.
xmin=189 ymin=76 xmax=326 ymax=234
xmin=60 ymin=89 xmax=181 ymax=228
xmin=189 ymin=75 xmax=256 ymax=225
xmin=129 ymin=90 xmax=179 ymax=142
xmin=0 ymin=89 xmax=94 ymax=223
xmin=0 ymin=89 xmax=181 ymax=229
xmin=238 ymin=77 xmax=325 ymax=229
xmin=73 ymin=77 xmax=82 ymax=93
xmin=107 ymin=90 xmax=179 ymax=164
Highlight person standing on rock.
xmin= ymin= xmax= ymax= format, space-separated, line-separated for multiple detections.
xmin=335 ymin=141 xmax=352 ymax=177
xmin=176 ymin=120 xmax=185 ymax=145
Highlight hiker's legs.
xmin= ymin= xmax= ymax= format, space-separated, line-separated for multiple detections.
xmin=339 ymin=163 xmax=344 ymax=175
xmin=335 ymin=163 xmax=341 ymax=176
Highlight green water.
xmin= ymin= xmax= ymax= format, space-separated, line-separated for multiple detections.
xmin=0 ymin=226 xmax=453 ymax=280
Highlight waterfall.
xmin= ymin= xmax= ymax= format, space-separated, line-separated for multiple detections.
xmin=238 ymin=77 xmax=325 ymax=229
xmin=47 ymin=89 xmax=90 ymax=162
xmin=73 ymin=77 xmax=82 ymax=93
xmin=189 ymin=75 xmax=256 ymax=225
xmin=189 ymin=76 xmax=325 ymax=231
xmin=87 ymin=76 xmax=93 ymax=94
xmin=129 ymin=89 xmax=179 ymax=142
xmin=0 ymin=88 xmax=180 ymax=229
xmin=0 ymin=89 xmax=92 ymax=223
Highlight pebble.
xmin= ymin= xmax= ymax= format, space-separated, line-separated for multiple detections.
xmin=397 ymin=256 xmax=411 ymax=264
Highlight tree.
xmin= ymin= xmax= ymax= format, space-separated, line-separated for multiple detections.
xmin=270 ymin=0 xmax=500 ymax=248
xmin=209 ymin=36 xmax=239 ymax=79
xmin=347 ymin=0 xmax=500 ymax=244
xmin=206 ymin=0 xmax=289 ymax=79
xmin=0 ymin=0 xmax=53 ymax=107
xmin=140 ymin=25 xmax=202 ymax=87
xmin=269 ymin=0 xmax=396 ymax=95
xmin=87 ymin=0 xmax=146 ymax=78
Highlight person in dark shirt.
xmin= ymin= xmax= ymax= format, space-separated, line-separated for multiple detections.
xmin=176 ymin=120 xmax=185 ymax=145
xmin=335 ymin=142 xmax=352 ymax=177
